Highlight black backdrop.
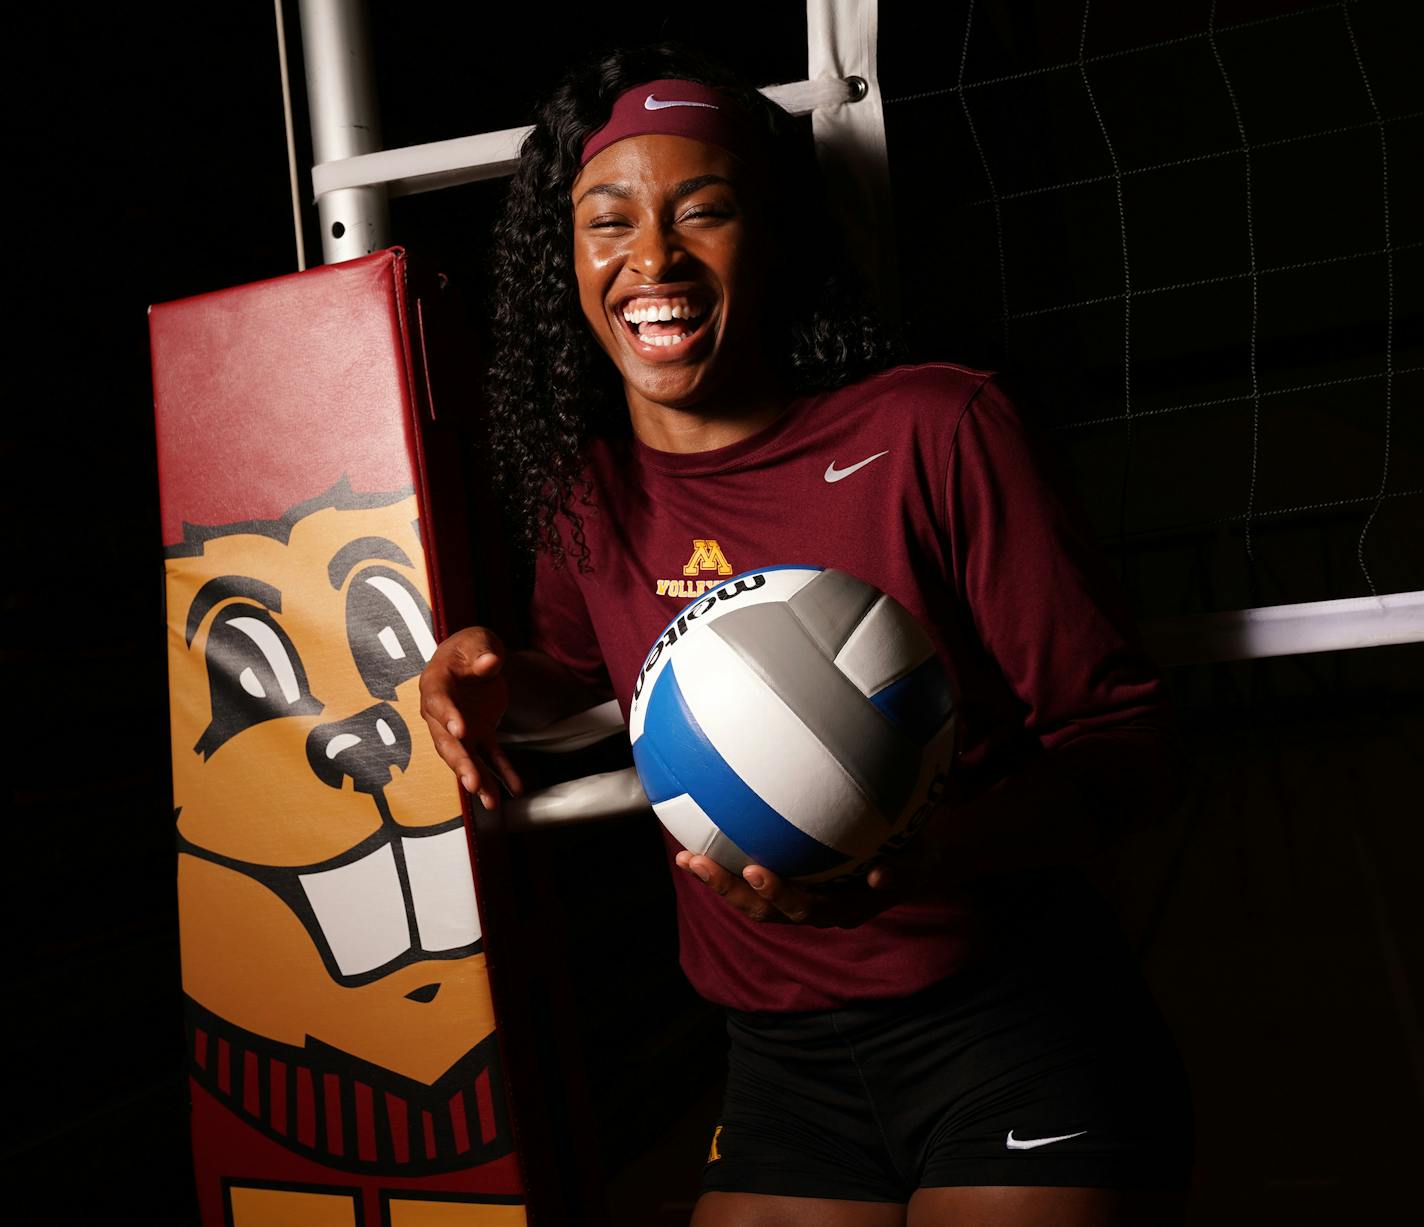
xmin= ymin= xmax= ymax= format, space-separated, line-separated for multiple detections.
xmin=5 ymin=3 xmax=1421 ymax=1224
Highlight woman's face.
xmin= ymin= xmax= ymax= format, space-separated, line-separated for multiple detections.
xmin=571 ymin=133 xmax=769 ymax=413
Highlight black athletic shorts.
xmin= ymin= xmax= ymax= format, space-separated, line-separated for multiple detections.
xmin=701 ymin=932 xmax=1193 ymax=1200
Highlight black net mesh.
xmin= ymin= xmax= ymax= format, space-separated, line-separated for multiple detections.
xmin=880 ymin=0 xmax=1422 ymax=619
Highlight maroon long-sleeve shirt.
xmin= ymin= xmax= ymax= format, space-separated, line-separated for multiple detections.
xmin=526 ymin=363 xmax=1180 ymax=1011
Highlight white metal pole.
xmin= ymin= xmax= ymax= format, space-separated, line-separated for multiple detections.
xmin=807 ymin=0 xmax=899 ymax=323
xmin=297 ymin=0 xmax=388 ymax=264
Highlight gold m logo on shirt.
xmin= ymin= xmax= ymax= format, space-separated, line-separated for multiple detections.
xmin=655 ymin=539 xmax=734 ymax=598
xmin=684 ymin=539 xmax=733 ymax=577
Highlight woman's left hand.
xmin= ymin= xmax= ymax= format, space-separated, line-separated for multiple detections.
xmin=674 ymin=825 xmax=948 ymax=929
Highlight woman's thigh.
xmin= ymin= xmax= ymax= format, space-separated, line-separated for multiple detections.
xmin=686 ymin=1186 xmax=1186 ymax=1226
xmin=907 ymin=1185 xmax=1187 ymax=1227
xmin=692 ymin=1191 xmax=907 ymax=1227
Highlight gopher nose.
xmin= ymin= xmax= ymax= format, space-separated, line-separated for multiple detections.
xmin=305 ymin=703 xmax=412 ymax=794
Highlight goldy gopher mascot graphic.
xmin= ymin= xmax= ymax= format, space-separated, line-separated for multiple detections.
xmin=152 ymin=253 xmax=526 ymax=1226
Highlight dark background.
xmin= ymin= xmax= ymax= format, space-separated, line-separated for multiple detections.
xmin=3 ymin=2 xmax=1421 ymax=1224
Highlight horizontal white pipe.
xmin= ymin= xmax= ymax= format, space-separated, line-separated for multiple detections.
xmin=313 ymin=126 xmax=528 ymax=199
xmin=311 ymin=76 xmax=859 ymax=200
xmin=497 ymin=699 xmax=624 ymax=753
xmin=502 ymin=767 xmax=647 ymax=831
xmin=762 ymin=75 xmax=861 ymax=113
xmin=1141 ymin=589 xmax=1424 ymax=667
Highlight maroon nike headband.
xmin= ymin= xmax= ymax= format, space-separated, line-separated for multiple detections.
xmin=579 ymin=78 xmax=765 ymax=169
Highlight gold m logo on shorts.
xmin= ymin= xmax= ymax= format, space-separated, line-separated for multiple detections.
xmin=684 ymin=539 xmax=733 ymax=577
xmin=706 ymin=1124 xmax=724 ymax=1164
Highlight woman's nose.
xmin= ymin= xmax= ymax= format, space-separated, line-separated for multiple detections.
xmin=629 ymin=222 xmax=680 ymax=279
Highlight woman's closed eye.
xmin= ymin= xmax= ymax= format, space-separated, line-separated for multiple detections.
xmin=587 ymin=203 xmax=733 ymax=229
xmin=679 ymin=205 xmax=732 ymax=224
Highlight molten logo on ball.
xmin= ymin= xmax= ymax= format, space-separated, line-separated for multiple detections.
xmin=628 ymin=566 xmax=957 ymax=883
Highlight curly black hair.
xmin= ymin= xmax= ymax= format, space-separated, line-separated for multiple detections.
xmin=486 ymin=42 xmax=902 ymax=572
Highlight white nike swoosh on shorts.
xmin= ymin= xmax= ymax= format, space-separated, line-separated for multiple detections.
xmin=1005 ymin=1129 xmax=1088 ymax=1150
xmin=644 ymin=94 xmax=719 ymax=111
xmin=823 ymin=451 xmax=890 ymax=483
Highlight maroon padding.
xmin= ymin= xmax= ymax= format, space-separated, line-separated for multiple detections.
xmin=150 ymin=249 xmax=601 ymax=1225
xmin=151 ymin=253 xmax=419 ymax=545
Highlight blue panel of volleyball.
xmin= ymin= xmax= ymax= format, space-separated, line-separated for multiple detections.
xmin=628 ymin=566 xmax=957 ymax=883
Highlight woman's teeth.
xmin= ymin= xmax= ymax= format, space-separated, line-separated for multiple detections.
xmin=621 ymin=300 xmax=706 ymax=347
xmin=623 ymin=303 xmax=701 ymax=324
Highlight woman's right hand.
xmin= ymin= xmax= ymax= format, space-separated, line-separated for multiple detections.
xmin=418 ymin=626 xmax=524 ymax=811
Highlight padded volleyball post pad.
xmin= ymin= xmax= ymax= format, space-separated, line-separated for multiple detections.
xmin=150 ymin=251 xmax=537 ymax=1226
xmin=628 ymin=566 xmax=957 ymax=883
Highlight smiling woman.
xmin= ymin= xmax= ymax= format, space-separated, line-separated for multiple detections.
xmin=420 ymin=41 xmax=1195 ymax=1227
xmin=483 ymin=46 xmax=897 ymax=572
xmin=573 ymin=134 xmax=786 ymax=449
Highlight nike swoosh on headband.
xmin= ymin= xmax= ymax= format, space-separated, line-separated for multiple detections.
xmin=1005 ymin=1129 xmax=1088 ymax=1150
xmin=824 ymin=451 xmax=890 ymax=483
xmin=645 ymin=94 xmax=720 ymax=111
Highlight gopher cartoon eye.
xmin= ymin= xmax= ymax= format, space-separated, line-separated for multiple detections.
xmin=346 ymin=566 xmax=437 ymax=700
xmin=194 ymin=605 xmax=322 ymax=759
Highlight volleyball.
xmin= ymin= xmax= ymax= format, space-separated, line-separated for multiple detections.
xmin=628 ymin=566 xmax=958 ymax=884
